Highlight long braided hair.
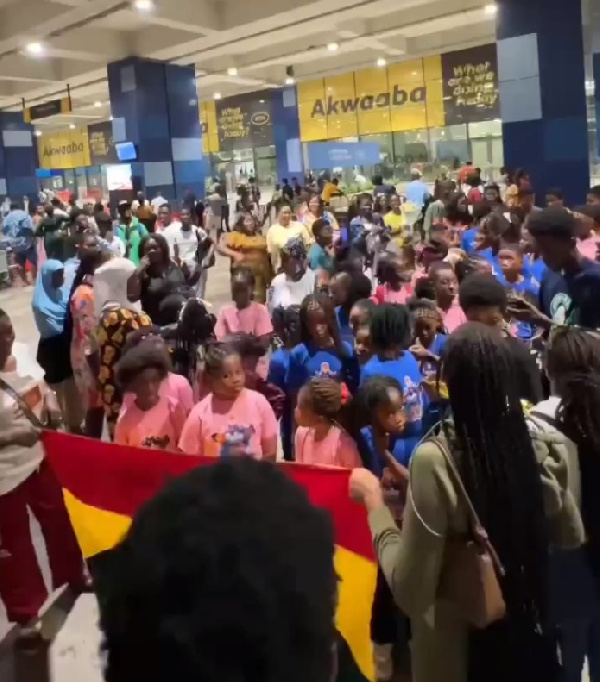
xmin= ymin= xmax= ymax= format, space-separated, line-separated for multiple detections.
xmin=441 ymin=323 xmax=558 ymax=679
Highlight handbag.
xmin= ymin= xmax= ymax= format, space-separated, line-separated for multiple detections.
xmin=0 ymin=376 xmax=49 ymax=429
xmin=431 ymin=436 xmax=506 ymax=628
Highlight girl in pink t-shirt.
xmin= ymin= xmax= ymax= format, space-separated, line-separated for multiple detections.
xmin=179 ymin=342 xmax=278 ymax=461
xmin=114 ymin=342 xmax=187 ymax=451
xmin=294 ymin=377 xmax=361 ymax=469
xmin=374 ymin=258 xmax=413 ymax=305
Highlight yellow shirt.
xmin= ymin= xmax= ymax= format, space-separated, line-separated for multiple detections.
xmin=322 ymin=182 xmax=339 ymax=203
xmin=266 ymin=221 xmax=313 ymax=271
xmin=384 ymin=210 xmax=405 ymax=245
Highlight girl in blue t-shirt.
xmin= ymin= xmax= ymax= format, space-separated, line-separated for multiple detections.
xmin=360 ymin=304 xmax=424 ymax=455
xmin=285 ymin=292 xmax=359 ymax=394
xmin=498 ymin=243 xmax=540 ymax=342
xmin=268 ymin=305 xmax=301 ymax=461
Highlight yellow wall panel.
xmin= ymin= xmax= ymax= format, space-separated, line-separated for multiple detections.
xmin=298 ymin=79 xmax=328 ymax=142
xmin=353 ymin=68 xmax=391 ymax=135
xmin=387 ymin=59 xmax=424 ymax=88
xmin=37 ymin=128 xmax=90 ymax=169
xmin=386 ymin=60 xmax=427 ymax=132
xmin=323 ymin=73 xmax=358 ymax=138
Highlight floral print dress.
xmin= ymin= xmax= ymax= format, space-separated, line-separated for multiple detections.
xmin=70 ymin=279 xmax=100 ymax=412
xmin=95 ymin=304 xmax=151 ymax=436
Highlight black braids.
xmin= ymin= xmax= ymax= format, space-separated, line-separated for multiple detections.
xmin=300 ymin=293 xmax=348 ymax=357
xmin=442 ymin=324 xmax=557 ymax=677
xmin=173 ymin=299 xmax=215 ymax=384
xmin=369 ymin=303 xmax=411 ymax=352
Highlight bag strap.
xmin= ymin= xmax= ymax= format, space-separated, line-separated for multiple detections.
xmin=430 ymin=435 xmax=505 ymax=576
xmin=0 ymin=376 xmax=45 ymax=429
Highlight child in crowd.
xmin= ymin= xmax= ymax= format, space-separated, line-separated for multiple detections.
xmin=408 ymin=299 xmax=447 ymax=377
xmin=573 ymin=205 xmax=600 ymax=260
xmin=121 ymin=328 xmax=194 ymax=413
xmin=354 ymin=324 xmax=373 ymax=366
xmin=361 ymin=304 xmax=424 ymax=459
xmin=428 ymin=262 xmax=467 ymax=332
xmin=520 ymin=225 xmax=547 ymax=287
xmin=460 ymin=200 xmax=492 ymax=253
xmin=398 ymin=243 xmax=423 ymax=287
xmin=454 ymin=252 xmax=493 ymax=283
xmin=383 ymin=193 xmax=405 ymax=247
xmin=498 ymin=243 xmax=539 ymax=341
xmin=114 ymin=341 xmax=188 ymax=451
xmin=330 ymin=268 xmax=373 ymax=344
xmin=179 ymin=342 xmax=278 ymax=460
xmin=294 ymin=377 xmax=361 ymax=468
xmin=286 ymin=293 xmax=360 ymax=395
xmin=349 ymin=298 xmax=376 ymax=336
xmin=374 ymin=257 xmax=413 ymax=304
xmin=269 ymin=305 xmax=301 ymax=461
xmin=307 ymin=218 xmax=335 ymax=277
xmin=355 ymin=375 xmax=410 ymax=682
xmin=473 ymin=211 xmax=514 ymax=274
xmin=222 ymin=333 xmax=285 ymax=420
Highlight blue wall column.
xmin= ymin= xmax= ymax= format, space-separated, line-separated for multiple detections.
xmin=497 ymin=0 xmax=590 ymax=204
xmin=0 ymin=112 xmax=37 ymax=204
xmin=106 ymin=57 xmax=204 ymax=202
xmin=272 ymin=86 xmax=304 ymax=183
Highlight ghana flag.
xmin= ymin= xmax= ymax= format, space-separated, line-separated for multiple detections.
xmin=43 ymin=431 xmax=377 ymax=681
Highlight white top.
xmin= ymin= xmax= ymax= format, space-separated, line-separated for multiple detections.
xmin=268 ymin=268 xmax=316 ymax=312
xmin=151 ymin=195 xmax=166 ymax=210
xmin=0 ymin=367 xmax=44 ymax=495
xmin=162 ymin=223 xmax=207 ymax=266
xmin=100 ymin=234 xmax=125 ymax=257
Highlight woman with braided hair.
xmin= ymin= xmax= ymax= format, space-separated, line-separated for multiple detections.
xmin=540 ymin=327 xmax=600 ymax=682
xmin=294 ymin=376 xmax=360 ymax=468
xmin=350 ymin=322 xmax=584 ymax=682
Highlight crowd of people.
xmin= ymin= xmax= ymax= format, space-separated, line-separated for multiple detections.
xmin=1 ymin=171 xmax=600 ymax=682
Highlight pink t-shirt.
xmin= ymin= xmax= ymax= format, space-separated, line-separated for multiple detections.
xmin=214 ymin=302 xmax=273 ymax=339
xmin=178 ymin=388 xmax=278 ymax=459
xmin=114 ymin=397 xmax=187 ymax=451
xmin=577 ymin=236 xmax=599 ymax=261
xmin=295 ymin=425 xmax=361 ymax=469
xmin=122 ymin=372 xmax=194 ymax=414
xmin=441 ymin=300 xmax=467 ymax=333
xmin=379 ymin=283 xmax=413 ymax=305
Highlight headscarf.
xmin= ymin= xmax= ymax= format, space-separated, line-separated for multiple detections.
xmin=31 ymin=259 xmax=68 ymax=339
xmin=93 ymin=257 xmax=140 ymax=319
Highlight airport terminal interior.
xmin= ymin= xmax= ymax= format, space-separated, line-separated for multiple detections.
xmin=0 ymin=0 xmax=599 ymax=680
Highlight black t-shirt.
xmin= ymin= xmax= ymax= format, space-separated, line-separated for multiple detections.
xmin=140 ymin=263 xmax=186 ymax=325
xmin=505 ymin=337 xmax=543 ymax=404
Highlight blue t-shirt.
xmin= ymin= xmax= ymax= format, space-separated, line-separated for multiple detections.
xmin=504 ymin=277 xmax=540 ymax=340
xmin=460 ymin=228 xmax=477 ymax=253
xmin=524 ymin=255 xmax=547 ymax=288
xmin=405 ymin=180 xmax=429 ymax=208
xmin=267 ymin=348 xmax=290 ymax=391
xmin=286 ymin=341 xmax=359 ymax=393
xmin=308 ymin=243 xmax=333 ymax=273
xmin=539 ymin=259 xmax=600 ymax=329
xmin=476 ymin=247 xmax=500 ymax=275
xmin=360 ymin=352 xmax=424 ymax=453
xmin=359 ymin=426 xmax=417 ymax=475
xmin=419 ymin=333 xmax=448 ymax=377
xmin=335 ymin=306 xmax=354 ymax=346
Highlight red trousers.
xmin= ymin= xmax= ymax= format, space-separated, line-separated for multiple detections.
xmin=0 ymin=459 xmax=84 ymax=624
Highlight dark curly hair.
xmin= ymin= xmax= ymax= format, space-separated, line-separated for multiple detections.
xmin=116 ymin=341 xmax=171 ymax=391
xmin=95 ymin=458 xmax=337 ymax=682
xmin=138 ymin=232 xmax=170 ymax=264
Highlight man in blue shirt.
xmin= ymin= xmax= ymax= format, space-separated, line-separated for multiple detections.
xmin=1 ymin=202 xmax=36 ymax=282
xmin=404 ymin=168 xmax=429 ymax=209
xmin=508 ymin=208 xmax=600 ymax=330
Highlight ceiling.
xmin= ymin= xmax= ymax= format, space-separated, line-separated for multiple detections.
xmin=0 ymin=0 xmax=499 ymax=132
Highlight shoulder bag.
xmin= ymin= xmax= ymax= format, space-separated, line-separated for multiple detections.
xmin=431 ymin=436 xmax=506 ymax=628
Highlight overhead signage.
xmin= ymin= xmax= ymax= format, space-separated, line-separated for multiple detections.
xmin=87 ymin=121 xmax=118 ymax=165
xmin=310 ymin=86 xmax=426 ymax=118
xmin=24 ymin=97 xmax=71 ymax=123
xmin=215 ymin=93 xmax=273 ymax=151
xmin=37 ymin=128 xmax=90 ymax=169
xmin=307 ymin=142 xmax=380 ymax=169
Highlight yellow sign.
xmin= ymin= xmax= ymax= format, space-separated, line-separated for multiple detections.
xmin=24 ymin=97 xmax=71 ymax=124
xmin=37 ymin=127 xmax=91 ymax=169
xmin=298 ymin=56 xmax=445 ymax=142
xmin=200 ymin=101 xmax=220 ymax=154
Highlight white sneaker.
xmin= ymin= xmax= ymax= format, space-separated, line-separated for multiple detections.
xmin=372 ymin=642 xmax=393 ymax=682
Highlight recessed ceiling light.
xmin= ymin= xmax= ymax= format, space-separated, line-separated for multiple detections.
xmin=484 ymin=4 xmax=497 ymax=15
xmin=227 ymin=67 xmax=238 ymax=76
xmin=259 ymin=99 xmax=265 ymax=103
xmin=25 ymin=42 xmax=44 ymax=56
xmin=376 ymin=57 xmax=386 ymax=67
xmin=133 ymin=0 xmax=153 ymax=11
xmin=213 ymin=92 xmax=222 ymax=100
xmin=93 ymin=100 xmax=102 ymax=107
xmin=109 ymin=116 xmax=113 ymax=121
xmin=33 ymin=130 xmax=41 ymax=137
xmin=327 ymin=42 xmax=339 ymax=52
xmin=285 ymin=76 xmax=295 ymax=85
xmin=69 ymin=124 xmax=76 ymax=130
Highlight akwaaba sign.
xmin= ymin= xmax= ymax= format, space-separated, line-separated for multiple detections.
xmin=310 ymin=86 xmax=426 ymax=117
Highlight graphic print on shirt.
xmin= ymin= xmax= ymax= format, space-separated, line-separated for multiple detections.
xmin=317 ymin=362 xmax=336 ymax=378
xmin=550 ymin=292 xmax=573 ymax=325
xmin=142 ymin=434 xmax=171 ymax=449
xmin=212 ymin=424 xmax=255 ymax=457
xmin=403 ymin=376 xmax=423 ymax=423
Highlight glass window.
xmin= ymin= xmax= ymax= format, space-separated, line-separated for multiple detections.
xmin=392 ymin=129 xmax=430 ymax=181
xmin=255 ymin=145 xmax=276 ymax=159
xmin=360 ymin=133 xmax=394 ymax=181
xmin=428 ymin=125 xmax=469 ymax=181
xmin=467 ymin=120 xmax=503 ymax=182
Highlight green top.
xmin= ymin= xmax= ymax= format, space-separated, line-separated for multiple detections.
xmin=115 ymin=217 xmax=148 ymax=265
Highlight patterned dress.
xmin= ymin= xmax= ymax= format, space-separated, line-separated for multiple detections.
xmin=95 ymin=305 xmax=151 ymax=436
xmin=70 ymin=279 xmax=100 ymax=412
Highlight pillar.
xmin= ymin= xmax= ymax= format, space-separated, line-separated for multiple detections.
xmin=107 ymin=57 xmax=204 ymax=203
xmin=272 ymin=86 xmax=304 ymax=183
xmin=0 ymin=112 xmax=38 ymax=204
xmin=497 ymin=0 xmax=590 ymax=205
